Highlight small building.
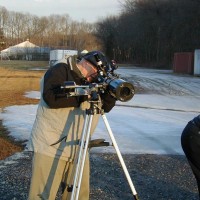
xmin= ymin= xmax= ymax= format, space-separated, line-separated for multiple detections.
xmin=173 ymin=52 xmax=194 ymax=74
xmin=49 ymin=49 xmax=78 ymax=66
xmin=194 ymin=49 xmax=200 ymax=75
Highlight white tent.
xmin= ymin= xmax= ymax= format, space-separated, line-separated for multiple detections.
xmin=1 ymin=39 xmax=40 ymax=60
xmin=1 ymin=39 xmax=39 ymax=53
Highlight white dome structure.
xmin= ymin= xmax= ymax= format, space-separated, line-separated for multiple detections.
xmin=0 ymin=39 xmax=40 ymax=60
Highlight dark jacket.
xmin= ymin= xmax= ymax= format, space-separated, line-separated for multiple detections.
xmin=193 ymin=115 xmax=200 ymax=128
xmin=43 ymin=61 xmax=116 ymax=112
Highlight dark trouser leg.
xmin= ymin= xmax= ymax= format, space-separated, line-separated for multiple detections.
xmin=61 ymin=152 xmax=90 ymax=200
xmin=181 ymin=121 xmax=200 ymax=198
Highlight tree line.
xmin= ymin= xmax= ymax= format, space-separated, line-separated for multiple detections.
xmin=0 ymin=0 xmax=200 ymax=67
xmin=0 ymin=6 xmax=101 ymax=52
xmin=96 ymin=0 xmax=200 ymax=67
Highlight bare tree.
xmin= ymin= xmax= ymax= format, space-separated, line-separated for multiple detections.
xmin=95 ymin=0 xmax=200 ymax=67
xmin=0 ymin=8 xmax=102 ymax=53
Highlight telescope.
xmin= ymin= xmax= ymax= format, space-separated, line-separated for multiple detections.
xmin=62 ymin=53 xmax=139 ymax=200
xmin=61 ymin=77 xmax=134 ymax=102
xmin=62 ymin=53 xmax=135 ymax=102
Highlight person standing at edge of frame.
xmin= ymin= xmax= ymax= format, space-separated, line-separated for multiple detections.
xmin=27 ymin=50 xmax=116 ymax=200
xmin=181 ymin=114 xmax=200 ymax=198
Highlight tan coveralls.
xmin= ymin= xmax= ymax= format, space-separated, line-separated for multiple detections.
xmin=27 ymin=77 xmax=100 ymax=200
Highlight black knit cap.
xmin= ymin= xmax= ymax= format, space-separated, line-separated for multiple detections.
xmin=82 ymin=51 xmax=109 ymax=69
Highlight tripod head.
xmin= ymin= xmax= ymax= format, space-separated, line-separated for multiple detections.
xmin=61 ymin=81 xmax=104 ymax=115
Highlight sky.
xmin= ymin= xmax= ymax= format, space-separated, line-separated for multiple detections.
xmin=1 ymin=67 xmax=200 ymax=156
xmin=0 ymin=0 xmax=122 ymax=23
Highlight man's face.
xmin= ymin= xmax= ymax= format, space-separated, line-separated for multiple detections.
xmin=76 ymin=58 xmax=98 ymax=82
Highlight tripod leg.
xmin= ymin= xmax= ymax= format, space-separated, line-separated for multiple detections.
xmin=102 ymin=114 xmax=139 ymax=200
xmin=70 ymin=114 xmax=94 ymax=200
xmin=68 ymin=113 xmax=89 ymax=194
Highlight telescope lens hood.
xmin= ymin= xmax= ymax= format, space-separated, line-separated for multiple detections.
xmin=107 ymin=78 xmax=135 ymax=102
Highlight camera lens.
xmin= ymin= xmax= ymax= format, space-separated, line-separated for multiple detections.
xmin=120 ymin=87 xmax=131 ymax=98
xmin=117 ymin=83 xmax=134 ymax=102
xmin=105 ymin=77 xmax=134 ymax=102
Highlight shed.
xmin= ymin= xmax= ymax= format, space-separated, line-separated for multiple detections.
xmin=194 ymin=49 xmax=200 ymax=75
xmin=173 ymin=52 xmax=194 ymax=74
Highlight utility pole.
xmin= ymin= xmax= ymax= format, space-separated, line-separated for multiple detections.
xmin=0 ymin=28 xmax=5 ymax=60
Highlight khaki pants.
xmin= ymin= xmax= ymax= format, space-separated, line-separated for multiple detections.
xmin=28 ymin=152 xmax=90 ymax=200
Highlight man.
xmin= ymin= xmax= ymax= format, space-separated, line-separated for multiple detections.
xmin=181 ymin=115 xmax=200 ymax=197
xmin=27 ymin=51 xmax=116 ymax=200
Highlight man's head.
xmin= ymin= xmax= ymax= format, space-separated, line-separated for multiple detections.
xmin=76 ymin=51 xmax=109 ymax=83
xmin=76 ymin=58 xmax=98 ymax=82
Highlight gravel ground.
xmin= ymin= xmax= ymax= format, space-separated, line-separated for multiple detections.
xmin=0 ymin=151 xmax=199 ymax=200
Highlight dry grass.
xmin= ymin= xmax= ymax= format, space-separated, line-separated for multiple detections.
xmin=0 ymin=60 xmax=48 ymax=160
xmin=0 ymin=121 xmax=24 ymax=160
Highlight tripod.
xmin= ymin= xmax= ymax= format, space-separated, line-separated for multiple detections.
xmin=69 ymin=91 xmax=139 ymax=200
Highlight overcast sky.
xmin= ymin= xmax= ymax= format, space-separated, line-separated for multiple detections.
xmin=0 ymin=0 xmax=122 ymax=23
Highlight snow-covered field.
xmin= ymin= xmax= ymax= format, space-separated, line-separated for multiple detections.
xmin=1 ymin=67 xmax=200 ymax=155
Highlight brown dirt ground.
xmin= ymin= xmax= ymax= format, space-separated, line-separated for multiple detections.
xmin=0 ymin=61 xmax=48 ymax=160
